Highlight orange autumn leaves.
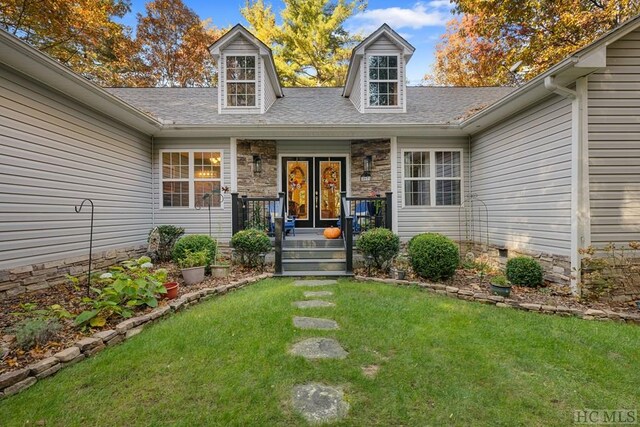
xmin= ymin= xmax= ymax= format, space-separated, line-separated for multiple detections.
xmin=431 ymin=0 xmax=640 ymax=86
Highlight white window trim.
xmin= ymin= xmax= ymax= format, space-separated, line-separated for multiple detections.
xmin=400 ymin=148 xmax=464 ymax=208
xmin=224 ymin=54 xmax=258 ymax=109
xmin=159 ymin=149 xmax=225 ymax=209
xmin=366 ymin=53 xmax=401 ymax=109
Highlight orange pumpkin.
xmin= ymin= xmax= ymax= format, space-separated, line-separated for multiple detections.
xmin=323 ymin=227 xmax=341 ymax=239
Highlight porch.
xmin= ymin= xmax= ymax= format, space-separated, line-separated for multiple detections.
xmin=230 ymin=191 xmax=393 ymax=276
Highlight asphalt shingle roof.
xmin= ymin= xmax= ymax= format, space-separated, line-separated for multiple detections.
xmin=105 ymin=86 xmax=515 ymax=126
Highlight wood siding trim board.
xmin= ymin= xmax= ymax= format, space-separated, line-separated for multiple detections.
xmin=470 ymin=95 xmax=573 ymax=257
xmin=0 ymin=67 xmax=152 ymax=270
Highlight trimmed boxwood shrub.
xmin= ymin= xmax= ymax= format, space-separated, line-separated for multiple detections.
xmin=231 ymin=229 xmax=271 ymax=267
xmin=172 ymin=234 xmax=217 ymax=268
xmin=408 ymin=233 xmax=459 ymax=281
xmin=506 ymin=256 xmax=544 ymax=287
xmin=356 ymin=228 xmax=400 ymax=270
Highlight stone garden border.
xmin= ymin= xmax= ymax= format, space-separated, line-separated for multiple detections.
xmin=0 ymin=273 xmax=272 ymax=400
xmin=355 ymin=276 xmax=640 ymax=326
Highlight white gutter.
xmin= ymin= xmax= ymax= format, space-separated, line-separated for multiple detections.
xmin=544 ymin=76 xmax=577 ymax=99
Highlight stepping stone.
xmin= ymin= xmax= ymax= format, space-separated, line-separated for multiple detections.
xmin=304 ymin=291 xmax=333 ymax=298
xmin=293 ymin=316 xmax=339 ymax=330
xmin=293 ymin=279 xmax=337 ymax=287
xmin=292 ymin=384 xmax=349 ymax=424
xmin=290 ymin=338 xmax=348 ymax=360
xmin=293 ymin=300 xmax=335 ymax=309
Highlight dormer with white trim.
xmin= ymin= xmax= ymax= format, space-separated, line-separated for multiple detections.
xmin=209 ymin=25 xmax=283 ymax=114
xmin=342 ymin=24 xmax=415 ymax=113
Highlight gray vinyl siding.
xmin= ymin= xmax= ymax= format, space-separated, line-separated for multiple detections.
xmin=0 ymin=65 xmax=152 ymax=269
xmin=349 ymin=62 xmax=363 ymax=112
xmin=263 ymin=61 xmax=277 ymax=112
xmin=588 ymin=28 xmax=640 ymax=246
xmin=395 ymin=137 xmax=470 ymax=240
xmin=470 ymin=95 xmax=573 ymax=256
xmin=153 ymin=138 xmax=232 ymax=241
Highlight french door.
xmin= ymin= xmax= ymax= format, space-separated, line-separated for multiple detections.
xmin=282 ymin=156 xmax=347 ymax=228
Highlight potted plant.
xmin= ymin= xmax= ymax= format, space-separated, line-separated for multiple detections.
xmin=163 ymin=282 xmax=179 ymax=299
xmin=178 ymin=250 xmax=207 ymax=285
xmin=210 ymin=247 xmax=230 ymax=278
xmin=390 ymin=254 xmax=410 ymax=280
xmin=490 ymin=274 xmax=512 ymax=297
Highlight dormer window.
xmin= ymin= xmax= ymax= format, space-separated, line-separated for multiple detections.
xmin=226 ymin=56 xmax=256 ymax=107
xmin=368 ymin=55 xmax=399 ymax=107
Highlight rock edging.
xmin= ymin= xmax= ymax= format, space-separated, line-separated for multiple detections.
xmin=355 ymin=276 xmax=640 ymax=326
xmin=0 ymin=273 xmax=272 ymax=400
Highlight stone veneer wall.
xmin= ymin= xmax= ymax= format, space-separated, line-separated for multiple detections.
xmin=0 ymin=245 xmax=147 ymax=300
xmin=350 ymin=140 xmax=391 ymax=197
xmin=580 ymin=260 xmax=640 ymax=303
xmin=237 ymin=140 xmax=278 ymax=197
xmin=461 ymin=242 xmax=572 ymax=286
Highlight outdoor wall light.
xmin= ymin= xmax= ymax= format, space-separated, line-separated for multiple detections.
xmin=363 ymin=155 xmax=373 ymax=176
xmin=253 ymin=154 xmax=262 ymax=174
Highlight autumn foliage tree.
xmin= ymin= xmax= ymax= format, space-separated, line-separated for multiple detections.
xmin=242 ymin=0 xmax=366 ymax=87
xmin=432 ymin=0 xmax=640 ymax=86
xmin=0 ymin=0 xmax=141 ymax=86
xmin=136 ymin=0 xmax=224 ymax=87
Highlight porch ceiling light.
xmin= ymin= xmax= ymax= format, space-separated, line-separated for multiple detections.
xmin=253 ymin=154 xmax=262 ymax=174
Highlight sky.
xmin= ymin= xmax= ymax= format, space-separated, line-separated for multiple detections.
xmin=118 ymin=1 xmax=457 ymax=84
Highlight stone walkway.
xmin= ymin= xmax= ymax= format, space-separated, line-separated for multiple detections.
xmin=288 ymin=279 xmax=350 ymax=424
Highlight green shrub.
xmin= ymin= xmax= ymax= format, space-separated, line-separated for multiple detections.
xmin=408 ymin=233 xmax=459 ymax=281
xmin=356 ymin=228 xmax=400 ymax=270
xmin=172 ymin=234 xmax=217 ymax=267
xmin=149 ymin=225 xmax=185 ymax=262
xmin=177 ymin=250 xmax=208 ymax=269
xmin=506 ymin=257 xmax=543 ymax=287
xmin=231 ymin=229 xmax=271 ymax=267
xmin=11 ymin=318 xmax=62 ymax=350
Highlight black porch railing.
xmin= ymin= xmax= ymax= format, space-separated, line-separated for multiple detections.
xmin=339 ymin=191 xmax=393 ymax=234
xmin=231 ymin=192 xmax=285 ymax=235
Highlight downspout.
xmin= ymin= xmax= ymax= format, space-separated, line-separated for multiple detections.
xmin=468 ymin=134 xmax=472 ymax=242
xmin=544 ymin=76 xmax=586 ymax=295
xmin=151 ymin=136 xmax=155 ymax=227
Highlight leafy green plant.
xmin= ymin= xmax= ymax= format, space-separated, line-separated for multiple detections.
xmin=393 ymin=254 xmax=411 ymax=271
xmin=172 ymin=235 xmax=217 ymax=268
xmin=231 ymin=229 xmax=271 ymax=267
xmin=178 ymin=250 xmax=208 ymax=269
xmin=408 ymin=233 xmax=459 ymax=281
xmin=491 ymin=275 xmax=510 ymax=287
xmin=11 ymin=303 xmax=72 ymax=320
xmin=356 ymin=228 xmax=400 ymax=270
xmin=150 ymin=225 xmax=185 ymax=262
xmin=74 ymin=256 xmax=168 ymax=328
xmin=11 ymin=318 xmax=63 ymax=350
xmin=505 ymin=257 xmax=543 ymax=287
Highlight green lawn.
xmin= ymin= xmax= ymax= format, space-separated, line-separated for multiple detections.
xmin=1 ymin=278 xmax=638 ymax=426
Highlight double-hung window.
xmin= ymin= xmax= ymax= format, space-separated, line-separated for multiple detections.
xmin=161 ymin=151 xmax=223 ymax=208
xmin=402 ymin=150 xmax=462 ymax=206
xmin=226 ymin=55 xmax=256 ymax=107
xmin=368 ymin=55 xmax=399 ymax=107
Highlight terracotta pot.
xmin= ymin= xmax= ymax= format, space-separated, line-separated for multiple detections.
xmin=181 ymin=266 xmax=205 ymax=285
xmin=163 ymin=282 xmax=179 ymax=300
xmin=323 ymin=227 xmax=341 ymax=239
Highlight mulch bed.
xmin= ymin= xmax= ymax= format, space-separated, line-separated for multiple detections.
xmin=0 ymin=262 xmax=271 ymax=375
xmin=357 ymin=267 xmax=640 ymax=314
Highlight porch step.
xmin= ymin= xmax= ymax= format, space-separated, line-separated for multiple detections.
xmin=282 ymin=259 xmax=346 ymax=272
xmin=283 ymin=239 xmax=344 ymax=249
xmin=278 ymin=271 xmax=353 ymax=277
xmin=282 ymin=248 xmax=345 ymax=260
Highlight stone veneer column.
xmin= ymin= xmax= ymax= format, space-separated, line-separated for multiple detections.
xmin=236 ymin=140 xmax=278 ymax=197
xmin=350 ymin=140 xmax=391 ymax=197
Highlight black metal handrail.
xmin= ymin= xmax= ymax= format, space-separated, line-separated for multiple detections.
xmin=231 ymin=192 xmax=280 ymax=235
xmin=340 ymin=191 xmax=393 ymax=233
xmin=340 ymin=193 xmax=353 ymax=274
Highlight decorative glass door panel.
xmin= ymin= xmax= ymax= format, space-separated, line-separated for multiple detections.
xmin=286 ymin=160 xmax=309 ymax=221
xmin=319 ymin=161 xmax=341 ymax=220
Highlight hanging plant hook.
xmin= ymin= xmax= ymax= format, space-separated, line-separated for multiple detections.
xmin=75 ymin=199 xmax=94 ymax=296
